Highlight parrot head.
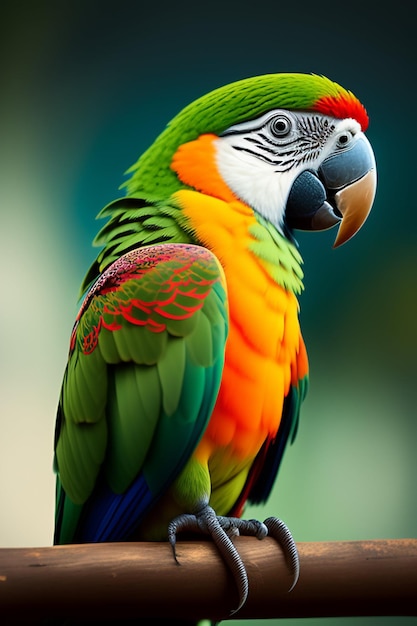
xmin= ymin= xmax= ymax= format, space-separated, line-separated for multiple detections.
xmin=126 ymin=73 xmax=376 ymax=249
xmin=216 ymin=102 xmax=375 ymax=248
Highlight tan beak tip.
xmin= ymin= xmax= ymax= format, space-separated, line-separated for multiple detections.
xmin=333 ymin=169 xmax=377 ymax=248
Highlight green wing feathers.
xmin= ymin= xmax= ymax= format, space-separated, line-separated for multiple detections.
xmin=54 ymin=243 xmax=228 ymax=541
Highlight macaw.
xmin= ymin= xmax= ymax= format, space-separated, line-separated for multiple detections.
xmin=53 ymin=73 xmax=376 ymax=615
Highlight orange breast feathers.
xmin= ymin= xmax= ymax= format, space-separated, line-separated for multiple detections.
xmin=171 ymin=135 xmax=308 ymax=462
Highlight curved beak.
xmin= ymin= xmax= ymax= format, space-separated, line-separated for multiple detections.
xmin=332 ymin=168 xmax=377 ymax=247
xmin=320 ymin=134 xmax=377 ymax=247
xmin=285 ymin=134 xmax=377 ymax=247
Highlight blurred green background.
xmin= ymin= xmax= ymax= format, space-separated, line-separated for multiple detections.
xmin=0 ymin=1 xmax=415 ymax=624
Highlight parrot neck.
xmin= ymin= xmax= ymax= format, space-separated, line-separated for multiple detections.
xmin=173 ymin=189 xmax=304 ymax=295
xmin=171 ymin=133 xmax=304 ymax=293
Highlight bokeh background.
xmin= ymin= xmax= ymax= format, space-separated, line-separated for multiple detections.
xmin=1 ymin=1 xmax=416 ymax=624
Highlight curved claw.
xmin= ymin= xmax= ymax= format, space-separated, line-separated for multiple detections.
xmin=168 ymin=506 xmax=249 ymax=613
xmin=204 ymin=511 xmax=249 ymax=614
xmin=168 ymin=513 xmax=200 ymax=563
xmin=264 ymin=516 xmax=300 ymax=591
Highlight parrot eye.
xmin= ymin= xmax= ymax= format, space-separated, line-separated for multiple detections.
xmin=269 ymin=115 xmax=292 ymax=138
xmin=336 ymin=130 xmax=353 ymax=149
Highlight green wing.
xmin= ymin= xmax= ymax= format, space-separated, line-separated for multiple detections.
xmin=54 ymin=243 xmax=228 ymax=543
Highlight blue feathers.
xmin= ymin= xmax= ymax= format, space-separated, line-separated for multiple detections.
xmin=74 ymin=474 xmax=154 ymax=542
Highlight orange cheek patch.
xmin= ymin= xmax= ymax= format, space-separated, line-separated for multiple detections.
xmin=171 ymin=134 xmax=238 ymax=203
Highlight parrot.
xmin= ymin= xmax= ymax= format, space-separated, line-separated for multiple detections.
xmin=53 ymin=73 xmax=376 ymax=620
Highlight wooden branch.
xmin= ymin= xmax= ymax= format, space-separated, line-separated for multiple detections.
xmin=0 ymin=538 xmax=416 ymax=622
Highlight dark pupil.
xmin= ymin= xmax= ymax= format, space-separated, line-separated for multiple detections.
xmin=275 ymin=120 xmax=287 ymax=132
xmin=339 ymin=134 xmax=349 ymax=144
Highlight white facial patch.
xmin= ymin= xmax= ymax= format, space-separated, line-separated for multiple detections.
xmin=214 ymin=138 xmax=292 ymax=229
xmin=214 ymin=110 xmax=361 ymax=231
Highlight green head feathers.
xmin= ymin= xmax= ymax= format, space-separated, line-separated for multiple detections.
xmin=125 ymin=73 xmax=368 ymax=198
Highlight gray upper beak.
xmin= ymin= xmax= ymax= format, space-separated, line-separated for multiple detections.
xmin=285 ymin=133 xmax=376 ymax=247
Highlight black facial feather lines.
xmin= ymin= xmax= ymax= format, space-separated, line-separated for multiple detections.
xmin=229 ymin=114 xmax=336 ymax=173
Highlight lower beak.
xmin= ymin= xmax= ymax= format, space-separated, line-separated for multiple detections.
xmin=332 ymin=167 xmax=377 ymax=247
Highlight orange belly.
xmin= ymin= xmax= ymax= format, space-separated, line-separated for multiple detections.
xmin=200 ymin=276 xmax=302 ymax=462
xmin=172 ymin=187 xmax=307 ymax=466
xmin=193 ymin=260 xmax=306 ymax=516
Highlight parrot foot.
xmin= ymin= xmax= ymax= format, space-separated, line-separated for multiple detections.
xmin=167 ymin=505 xmax=299 ymax=614
xmin=263 ymin=516 xmax=300 ymax=591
